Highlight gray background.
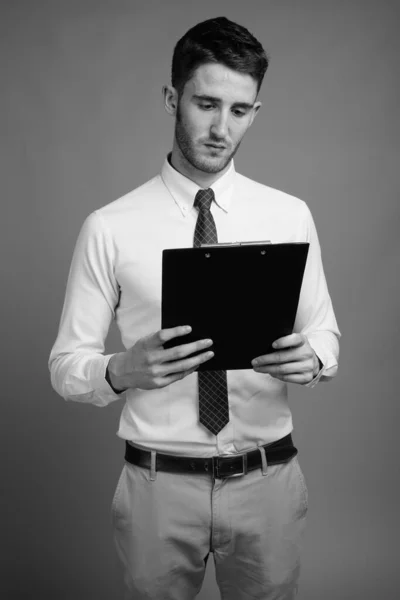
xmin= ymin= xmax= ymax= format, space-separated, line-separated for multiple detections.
xmin=2 ymin=0 xmax=399 ymax=598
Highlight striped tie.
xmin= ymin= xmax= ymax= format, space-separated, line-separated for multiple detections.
xmin=193 ymin=188 xmax=229 ymax=436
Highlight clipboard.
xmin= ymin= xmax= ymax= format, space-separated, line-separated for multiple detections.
xmin=161 ymin=242 xmax=309 ymax=371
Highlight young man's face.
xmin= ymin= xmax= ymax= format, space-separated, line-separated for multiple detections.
xmin=174 ymin=63 xmax=261 ymax=174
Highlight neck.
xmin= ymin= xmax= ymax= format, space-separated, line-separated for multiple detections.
xmin=169 ymin=142 xmax=230 ymax=188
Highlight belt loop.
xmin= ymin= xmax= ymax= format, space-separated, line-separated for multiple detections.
xmin=257 ymin=443 xmax=268 ymax=476
xmin=149 ymin=450 xmax=157 ymax=481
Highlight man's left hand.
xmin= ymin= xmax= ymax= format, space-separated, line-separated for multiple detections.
xmin=251 ymin=333 xmax=320 ymax=385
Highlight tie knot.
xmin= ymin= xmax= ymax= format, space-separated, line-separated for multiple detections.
xmin=194 ymin=188 xmax=215 ymax=212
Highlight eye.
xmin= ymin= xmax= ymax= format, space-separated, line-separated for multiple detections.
xmin=232 ymin=109 xmax=246 ymax=118
xmin=199 ymin=103 xmax=215 ymax=110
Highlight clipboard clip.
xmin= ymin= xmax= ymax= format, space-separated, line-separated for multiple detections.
xmin=200 ymin=240 xmax=272 ymax=247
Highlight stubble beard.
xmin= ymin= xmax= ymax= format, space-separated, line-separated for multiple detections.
xmin=175 ymin=105 xmax=242 ymax=174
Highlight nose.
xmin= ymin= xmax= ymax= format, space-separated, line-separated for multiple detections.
xmin=210 ymin=110 xmax=229 ymax=140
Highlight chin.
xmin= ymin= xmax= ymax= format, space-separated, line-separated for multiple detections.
xmin=198 ymin=161 xmax=227 ymax=174
xmin=194 ymin=154 xmax=229 ymax=174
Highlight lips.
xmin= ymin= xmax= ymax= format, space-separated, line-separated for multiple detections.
xmin=205 ymin=143 xmax=226 ymax=149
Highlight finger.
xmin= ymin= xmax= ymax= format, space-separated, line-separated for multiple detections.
xmin=272 ymin=333 xmax=306 ymax=350
xmin=271 ymin=372 xmax=314 ymax=385
xmin=146 ymin=325 xmax=193 ymax=349
xmin=252 ymin=348 xmax=305 ymax=367
xmin=166 ymin=364 xmax=199 ymax=383
xmin=253 ymin=361 xmax=308 ymax=376
xmin=161 ymin=349 xmax=214 ymax=376
xmin=155 ymin=365 xmax=199 ymax=388
xmin=160 ymin=338 xmax=213 ymax=363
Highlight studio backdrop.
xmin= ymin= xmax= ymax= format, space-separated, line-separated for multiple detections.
xmin=2 ymin=1 xmax=399 ymax=599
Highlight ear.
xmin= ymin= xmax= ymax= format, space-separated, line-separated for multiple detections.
xmin=248 ymin=101 xmax=262 ymax=127
xmin=163 ymin=85 xmax=179 ymax=116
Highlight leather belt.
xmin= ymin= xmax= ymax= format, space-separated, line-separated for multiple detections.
xmin=124 ymin=433 xmax=297 ymax=479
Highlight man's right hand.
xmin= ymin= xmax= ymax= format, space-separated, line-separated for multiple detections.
xmin=107 ymin=325 xmax=214 ymax=392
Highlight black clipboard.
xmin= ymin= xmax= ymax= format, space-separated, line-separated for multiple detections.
xmin=161 ymin=242 xmax=309 ymax=371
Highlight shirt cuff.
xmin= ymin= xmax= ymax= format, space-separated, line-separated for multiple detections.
xmin=304 ymin=354 xmax=325 ymax=388
xmin=105 ymin=356 xmax=127 ymax=394
xmin=304 ymin=330 xmax=340 ymax=388
xmin=90 ymin=354 xmax=126 ymax=404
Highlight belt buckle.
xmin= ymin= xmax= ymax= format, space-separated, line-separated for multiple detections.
xmin=212 ymin=453 xmax=248 ymax=479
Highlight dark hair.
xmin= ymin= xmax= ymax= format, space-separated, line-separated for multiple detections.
xmin=171 ymin=17 xmax=269 ymax=96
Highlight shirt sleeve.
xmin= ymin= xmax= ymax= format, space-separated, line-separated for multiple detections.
xmin=293 ymin=203 xmax=341 ymax=387
xmin=48 ymin=211 xmax=123 ymax=406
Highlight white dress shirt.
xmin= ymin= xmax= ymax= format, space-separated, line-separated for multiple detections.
xmin=49 ymin=157 xmax=340 ymax=457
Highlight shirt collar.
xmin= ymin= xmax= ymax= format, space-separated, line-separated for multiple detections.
xmin=161 ymin=153 xmax=236 ymax=217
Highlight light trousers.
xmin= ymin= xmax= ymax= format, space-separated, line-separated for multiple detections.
xmin=111 ymin=448 xmax=308 ymax=600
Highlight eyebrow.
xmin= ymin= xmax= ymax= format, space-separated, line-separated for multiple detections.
xmin=192 ymin=94 xmax=254 ymax=110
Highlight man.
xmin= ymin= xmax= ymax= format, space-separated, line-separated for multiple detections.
xmin=49 ymin=16 xmax=340 ymax=600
